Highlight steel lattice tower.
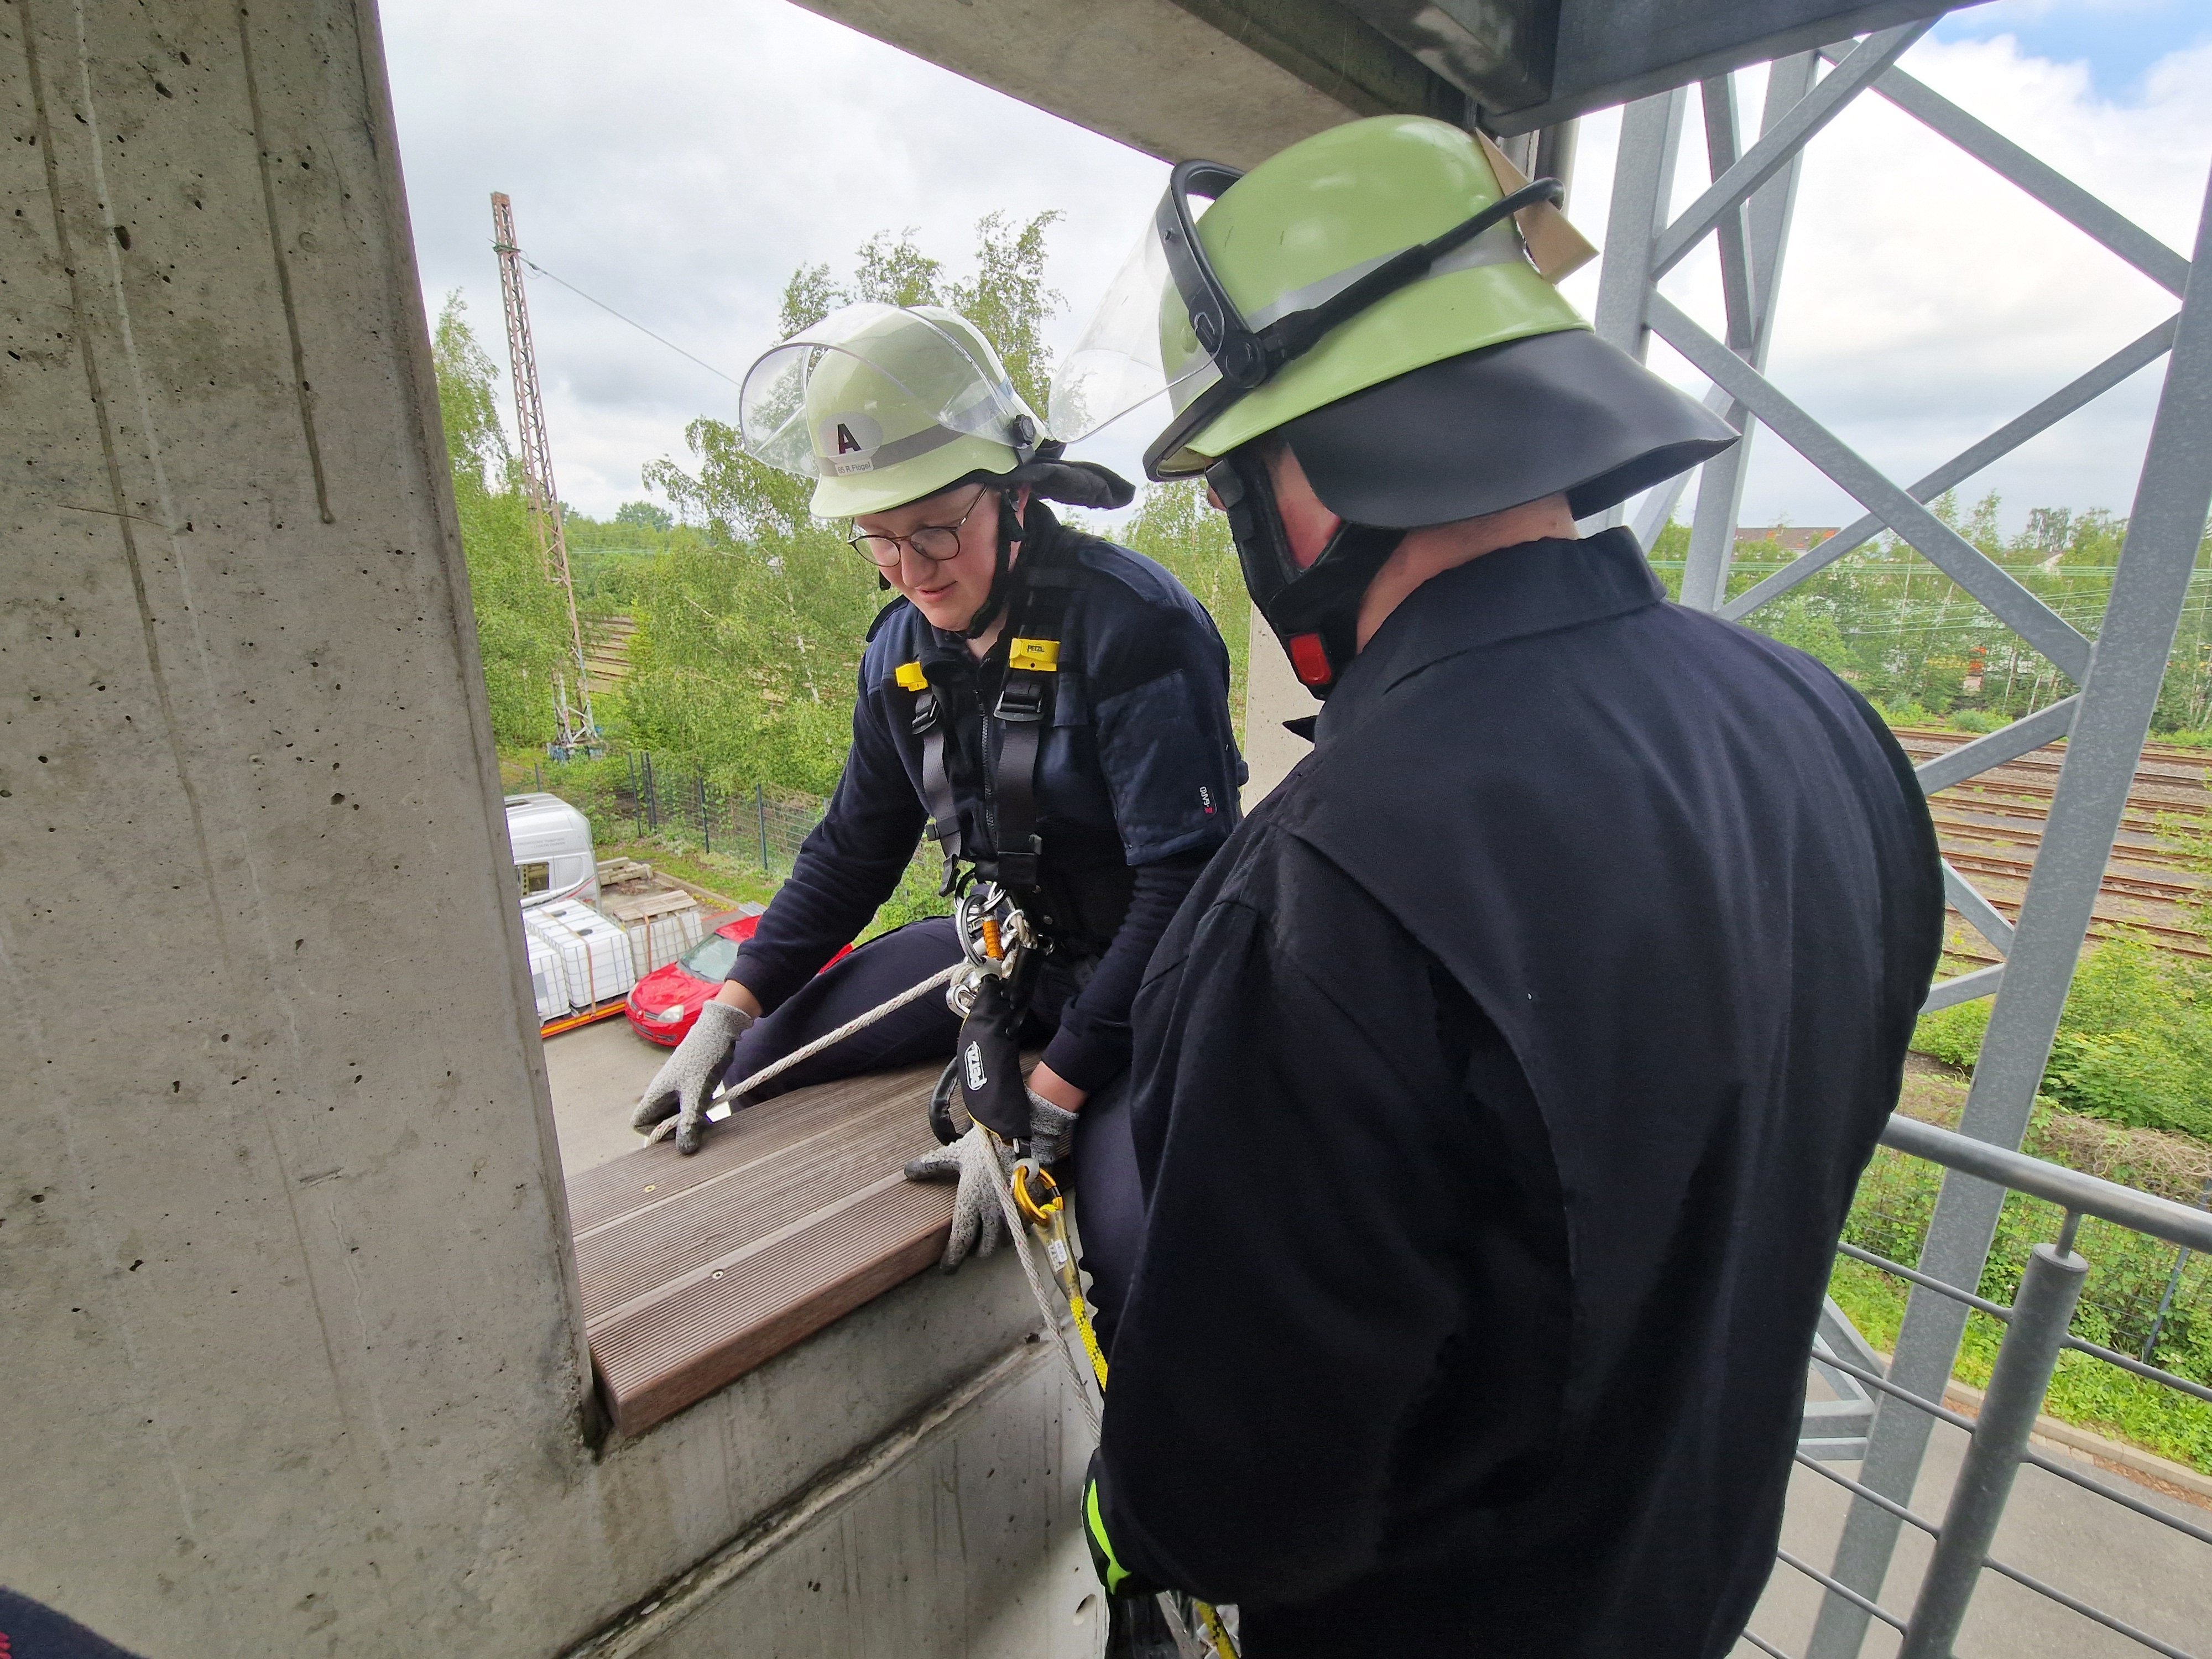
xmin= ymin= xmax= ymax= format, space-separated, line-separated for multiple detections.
xmin=491 ymin=191 xmax=597 ymax=757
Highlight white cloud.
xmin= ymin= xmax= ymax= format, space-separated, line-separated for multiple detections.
xmin=382 ymin=3 xmax=2211 ymax=533
xmin=383 ymin=0 xmax=1167 ymax=515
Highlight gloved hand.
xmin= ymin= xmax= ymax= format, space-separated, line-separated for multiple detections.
xmin=1024 ymin=1083 xmax=1078 ymax=1168
xmin=901 ymin=1125 xmax=1009 ymax=1272
xmin=904 ymin=1085 xmax=1078 ymax=1270
xmin=632 ymin=999 xmax=753 ymax=1155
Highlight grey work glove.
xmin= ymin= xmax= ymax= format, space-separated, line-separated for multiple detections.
xmin=903 ymin=1085 xmax=1079 ymax=1271
xmin=902 ymin=1125 xmax=1009 ymax=1272
xmin=1024 ymin=1084 xmax=1079 ymax=1168
xmin=632 ymin=998 xmax=754 ymax=1156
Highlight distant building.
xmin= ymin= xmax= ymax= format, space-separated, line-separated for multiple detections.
xmin=1734 ymin=525 xmax=1839 ymax=551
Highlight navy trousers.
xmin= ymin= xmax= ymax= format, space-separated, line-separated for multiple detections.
xmin=721 ymin=919 xmax=1142 ymax=1347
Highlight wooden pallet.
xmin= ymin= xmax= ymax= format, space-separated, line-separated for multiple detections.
xmin=566 ymin=1060 xmax=951 ymax=1437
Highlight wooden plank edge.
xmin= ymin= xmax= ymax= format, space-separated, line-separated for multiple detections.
xmin=599 ymin=1224 xmax=952 ymax=1439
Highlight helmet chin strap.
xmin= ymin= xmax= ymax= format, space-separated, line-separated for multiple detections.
xmin=1208 ymin=452 xmax=1402 ymax=697
xmin=961 ymin=491 xmax=1031 ymax=641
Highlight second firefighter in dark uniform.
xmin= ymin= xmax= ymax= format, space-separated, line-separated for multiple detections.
xmin=1056 ymin=117 xmax=1944 ymax=1656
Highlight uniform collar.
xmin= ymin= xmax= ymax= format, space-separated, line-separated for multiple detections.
xmin=916 ymin=503 xmax=1068 ymax=673
xmin=1316 ymin=528 xmax=1663 ymax=739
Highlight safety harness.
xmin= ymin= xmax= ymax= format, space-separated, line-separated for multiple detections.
xmin=905 ymin=549 xmax=1076 ymax=900
xmin=896 ymin=528 xmax=1083 ymax=1144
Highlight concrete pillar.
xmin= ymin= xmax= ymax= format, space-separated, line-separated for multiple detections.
xmin=1240 ymin=602 xmax=1316 ymax=804
xmin=3 ymin=8 xmax=1074 ymax=1656
xmin=2 ymin=0 xmax=594 ymax=1642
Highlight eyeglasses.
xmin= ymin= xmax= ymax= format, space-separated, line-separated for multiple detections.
xmin=848 ymin=487 xmax=994 ymax=569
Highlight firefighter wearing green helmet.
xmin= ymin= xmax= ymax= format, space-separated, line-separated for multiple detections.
xmin=1064 ymin=117 xmax=1942 ymax=1655
xmin=631 ymin=304 xmax=1246 ymax=1348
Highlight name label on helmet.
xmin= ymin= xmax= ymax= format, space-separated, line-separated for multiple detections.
xmin=1007 ymin=638 xmax=1060 ymax=673
xmin=818 ymin=411 xmax=883 ymax=474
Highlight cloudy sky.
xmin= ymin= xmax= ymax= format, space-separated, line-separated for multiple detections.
xmin=380 ymin=0 xmax=2211 ymax=536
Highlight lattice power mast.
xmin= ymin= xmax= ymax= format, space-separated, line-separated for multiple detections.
xmin=491 ymin=191 xmax=596 ymax=755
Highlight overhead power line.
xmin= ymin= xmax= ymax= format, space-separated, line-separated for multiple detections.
xmin=499 ymin=246 xmax=746 ymax=392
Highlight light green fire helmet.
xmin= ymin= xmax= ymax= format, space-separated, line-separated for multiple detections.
xmin=738 ymin=301 xmax=1133 ymax=637
xmin=1049 ymin=113 xmax=1733 ymax=515
xmin=738 ymin=302 xmax=1043 ymax=519
xmin=1051 ymin=114 xmax=1735 ymax=696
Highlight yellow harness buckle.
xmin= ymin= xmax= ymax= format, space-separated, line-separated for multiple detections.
xmin=1007 ymin=637 xmax=1060 ymax=673
xmin=895 ymin=660 xmax=929 ymax=692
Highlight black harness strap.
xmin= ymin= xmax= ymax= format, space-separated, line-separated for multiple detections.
xmin=988 ymin=563 xmax=1076 ymax=891
xmin=900 ymin=546 xmax=1078 ymax=899
xmin=908 ymin=671 xmax=965 ymax=895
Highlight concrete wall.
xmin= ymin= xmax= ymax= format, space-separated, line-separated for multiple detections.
xmin=1241 ymin=602 xmax=1317 ymax=806
xmin=0 ymin=6 xmax=1074 ymax=1655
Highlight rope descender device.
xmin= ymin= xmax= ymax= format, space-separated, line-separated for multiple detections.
xmin=946 ymin=880 xmax=1037 ymax=1019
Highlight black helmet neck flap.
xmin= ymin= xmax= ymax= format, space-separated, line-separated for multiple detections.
xmin=1206 ymin=451 xmax=1402 ymax=696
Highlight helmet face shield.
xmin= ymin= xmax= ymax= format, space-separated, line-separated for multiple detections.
xmin=1046 ymin=219 xmax=1220 ymax=450
xmin=738 ymin=302 xmax=1039 ymax=487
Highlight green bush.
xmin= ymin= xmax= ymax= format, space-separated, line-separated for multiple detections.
xmin=1911 ymin=999 xmax=1991 ymax=1071
xmin=1834 ymin=1148 xmax=2212 ymax=1473
xmin=1948 ymin=708 xmax=2005 ymax=733
xmin=1913 ymin=935 xmax=2212 ymax=1139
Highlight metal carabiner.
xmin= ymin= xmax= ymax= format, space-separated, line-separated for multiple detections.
xmin=947 ymin=881 xmax=1036 ymax=1019
xmin=1010 ymin=1156 xmax=1062 ymax=1229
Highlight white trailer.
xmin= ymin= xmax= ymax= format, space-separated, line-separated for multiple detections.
xmin=504 ymin=792 xmax=598 ymax=910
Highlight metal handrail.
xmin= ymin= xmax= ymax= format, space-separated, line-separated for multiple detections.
xmin=1878 ymin=1113 xmax=2212 ymax=1253
xmin=1772 ymin=1113 xmax=2212 ymax=1659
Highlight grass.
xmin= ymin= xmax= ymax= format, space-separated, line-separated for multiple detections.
xmin=1841 ymin=1061 xmax=2212 ymax=1474
xmin=1828 ymin=1254 xmax=2212 ymax=1477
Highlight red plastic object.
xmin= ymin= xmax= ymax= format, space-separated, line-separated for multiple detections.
xmin=624 ymin=914 xmax=852 ymax=1046
xmin=1286 ymin=631 xmax=1334 ymax=687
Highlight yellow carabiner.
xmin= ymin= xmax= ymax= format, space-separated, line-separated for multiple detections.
xmin=1011 ymin=1158 xmax=1061 ymax=1229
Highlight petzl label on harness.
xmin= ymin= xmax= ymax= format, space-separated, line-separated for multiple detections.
xmin=895 ymin=660 xmax=929 ymax=692
xmin=1007 ymin=637 xmax=1060 ymax=673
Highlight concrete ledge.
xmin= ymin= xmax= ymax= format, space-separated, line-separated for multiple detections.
xmin=563 ymin=1342 xmax=1097 ymax=1659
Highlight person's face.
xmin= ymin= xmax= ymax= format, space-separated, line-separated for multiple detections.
xmin=1206 ymin=441 xmax=1341 ymax=570
xmin=852 ymin=482 xmax=1021 ymax=633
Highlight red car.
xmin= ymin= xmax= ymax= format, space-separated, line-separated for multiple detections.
xmin=625 ymin=911 xmax=852 ymax=1046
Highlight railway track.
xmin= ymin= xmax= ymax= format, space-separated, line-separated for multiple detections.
xmin=586 ymin=615 xmax=635 ymax=695
xmin=1891 ymin=726 xmax=2212 ymax=971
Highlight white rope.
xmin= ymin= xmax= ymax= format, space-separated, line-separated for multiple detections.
xmin=643 ymin=963 xmax=961 ymax=1143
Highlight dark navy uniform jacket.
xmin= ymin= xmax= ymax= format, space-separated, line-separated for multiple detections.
xmin=733 ymin=509 xmax=1246 ymax=1089
xmin=1092 ymin=529 xmax=1942 ymax=1656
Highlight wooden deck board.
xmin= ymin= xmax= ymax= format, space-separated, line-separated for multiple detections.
xmin=567 ymin=1059 xmax=951 ymax=1437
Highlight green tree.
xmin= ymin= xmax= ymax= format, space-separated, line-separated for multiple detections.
xmin=949 ymin=210 xmax=1062 ymax=415
xmin=614 ymin=500 xmax=673 ymax=531
xmin=432 ymin=293 xmax=574 ymax=749
xmin=852 ymin=228 xmax=945 ymax=308
xmin=1120 ymin=479 xmax=1249 ymax=731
